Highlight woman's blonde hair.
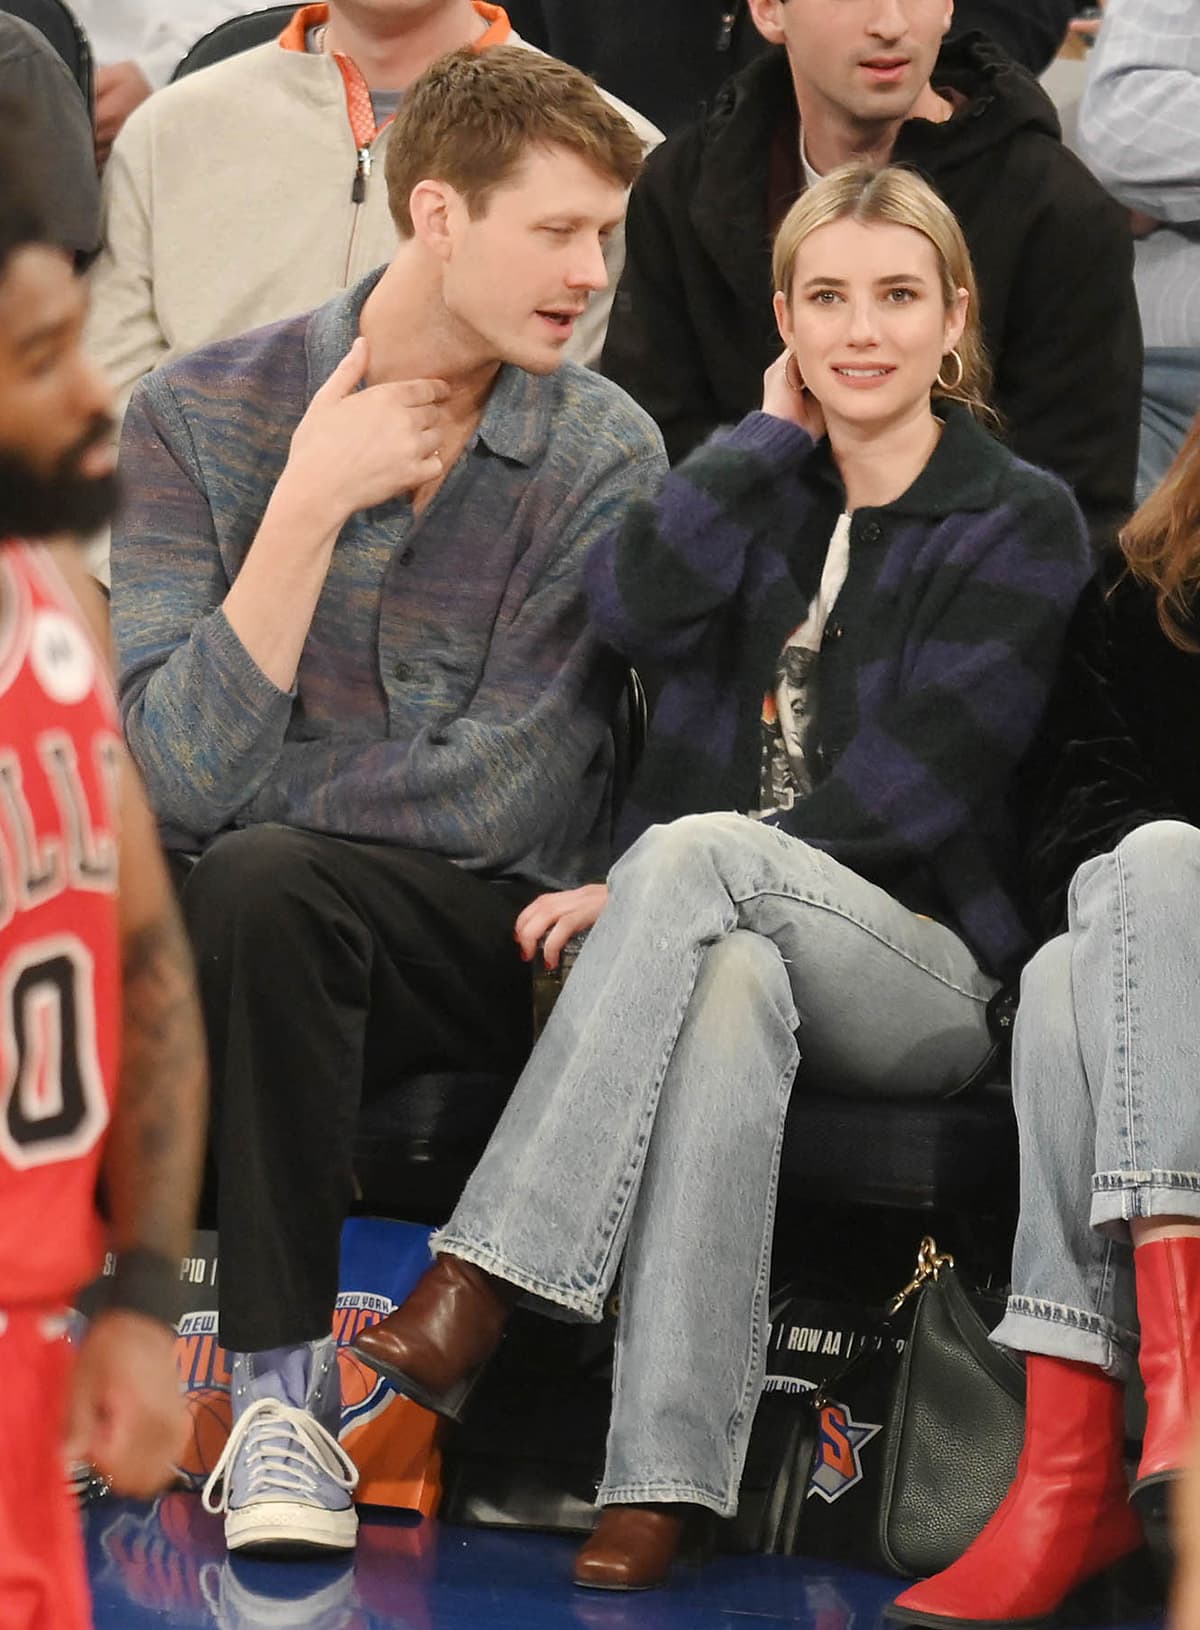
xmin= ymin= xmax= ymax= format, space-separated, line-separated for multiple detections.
xmin=771 ymin=163 xmax=995 ymax=424
xmin=1121 ymin=411 xmax=1200 ymax=650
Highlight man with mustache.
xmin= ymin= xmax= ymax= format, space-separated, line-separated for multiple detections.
xmin=109 ymin=45 xmax=664 ymax=1560
xmin=602 ymin=0 xmax=1141 ymax=553
xmin=0 ymin=118 xmax=208 ymax=1630
xmin=83 ymin=0 xmax=659 ymax=588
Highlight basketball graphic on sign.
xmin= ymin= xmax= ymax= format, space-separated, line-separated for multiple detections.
xmin=173 ymin=1385 xmax=232 ymax=1488
xmin=338 ymin=1342 xmax=384 ymax=1413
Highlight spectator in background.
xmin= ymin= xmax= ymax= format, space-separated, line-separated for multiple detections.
xmin=85 ymin=0 xmax=658 ymax=414
xmin=602 ymin=0 xmax=1141 ymax=554
xmin=70 ymin=0 xmax=251 ymax=164
xmin=110 ymin=48 xmax=664 ymax=1559
xmin=504 ymin=0 xmax=1081 ymax=134
xmin=1077 ymin=0 xmax=1200 ymax=503
xmin=0 ymin=24 xmax=99 ymax=261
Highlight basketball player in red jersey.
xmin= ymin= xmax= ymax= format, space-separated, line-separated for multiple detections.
xmin=0 ymin=123 xmax=208 ymax=1629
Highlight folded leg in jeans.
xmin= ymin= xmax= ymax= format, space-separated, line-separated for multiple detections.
xmin=892 ymin=820 xmax=1200 ymax=1627
xmin=428 ymin=811 xmax=998 ymax=1515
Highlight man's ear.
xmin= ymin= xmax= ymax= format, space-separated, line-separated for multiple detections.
xmin=409 ymin=179 xmax=460 ymax=261
xmin=746 ymin=0 xmax=789 ymax=48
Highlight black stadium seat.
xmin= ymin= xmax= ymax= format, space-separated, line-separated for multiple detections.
xmin=354 ymin=1050 xmax=1019 ymax=1227
xmin=171 ymin=4 xmax=294 ymax=81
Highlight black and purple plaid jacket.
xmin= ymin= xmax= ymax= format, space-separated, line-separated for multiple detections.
xmin=585 ymin=402 xmax=1094 ymax=979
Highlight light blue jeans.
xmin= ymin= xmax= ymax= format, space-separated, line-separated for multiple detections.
xmin=436 ymin=813 xmax=998 ymax=1515
xmin=993 ymin=821 xmax=1200 ymax=1380
xmin=1138 ymin=347 xmax=1200 ymax=505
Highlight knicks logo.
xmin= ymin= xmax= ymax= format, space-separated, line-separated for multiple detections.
xmin=177 ymin=1310 xmax=230 ymax=1392
xmin=807 ymin=1399 xmax=882 ymax=1504
xmin=170 ymin=1301 xmax=400 ymax=1488
xmin=333 ymin=1292 xmax=396 ymax=1433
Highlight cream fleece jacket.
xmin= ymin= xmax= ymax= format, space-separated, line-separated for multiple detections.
xmin=85 ymin=30 xmax=661 ymax=420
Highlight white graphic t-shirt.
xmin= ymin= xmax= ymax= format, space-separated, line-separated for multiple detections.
xmin=756 ymin=511 xmax=852 ymax=814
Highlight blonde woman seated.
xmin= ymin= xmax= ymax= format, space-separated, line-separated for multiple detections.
xmin=354 ymin=164 xmax=1094 ymax=1591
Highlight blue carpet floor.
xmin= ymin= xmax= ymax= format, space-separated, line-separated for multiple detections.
xmin=85 ymin=1496 xmax=1169 ymax=1630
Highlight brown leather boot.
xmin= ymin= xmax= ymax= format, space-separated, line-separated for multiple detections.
xmin=573 ymin=1506 xmax=686 ymax=1591
xmin=350 ymin=1254 xmax=517 ymax=1421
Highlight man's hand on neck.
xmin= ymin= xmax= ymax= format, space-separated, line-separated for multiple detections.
xmin=359 ymin=256 xmax=500 ymax=433
xmin=323 ymin=0 xmax=489 ymax=91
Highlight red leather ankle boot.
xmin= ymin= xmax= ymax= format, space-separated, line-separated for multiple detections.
xmin=888 ymin=1354 xmax=1144 ymax=1627
xmin=1133 ymin=1236 xmax=1200 ymax=1519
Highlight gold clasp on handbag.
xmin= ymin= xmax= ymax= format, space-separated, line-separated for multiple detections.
xmin=886 ymin=1235 xmax=956 ymax=1316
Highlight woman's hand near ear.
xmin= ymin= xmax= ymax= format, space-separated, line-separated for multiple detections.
xmin=762 ymin=351 xmax=826 ymax=441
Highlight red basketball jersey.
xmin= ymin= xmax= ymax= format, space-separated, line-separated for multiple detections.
xmin=0 ymin=543 xmax=121 ymax=1307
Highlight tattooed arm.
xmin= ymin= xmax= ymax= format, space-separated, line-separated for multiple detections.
xmin=51 ymin=543 xmax=209 ymax=1495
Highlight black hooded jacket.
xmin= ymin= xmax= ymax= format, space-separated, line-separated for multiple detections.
xmin=601 ymin=36 xmax=1141 ymax=552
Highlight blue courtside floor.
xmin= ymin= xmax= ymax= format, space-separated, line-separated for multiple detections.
xmin=85 ymin=1497 xmax=1168 ymax=1630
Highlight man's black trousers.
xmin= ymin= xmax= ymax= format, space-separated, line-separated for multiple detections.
xmin=173 ymin=824 xmax=535 ymax=1353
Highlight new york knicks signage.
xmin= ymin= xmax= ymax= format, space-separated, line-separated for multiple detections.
xmin=73 ymin=1219 xmax=443 ymax=1514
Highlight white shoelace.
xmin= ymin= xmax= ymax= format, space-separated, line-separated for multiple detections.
xmin=202 ymin=1398 xmax=359 ymax=1514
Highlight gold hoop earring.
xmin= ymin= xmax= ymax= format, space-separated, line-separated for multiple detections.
xmin=936 ymin=348 xmax=965 ymax=392
xmin=784 ymin=353 xmax=805 ymax=395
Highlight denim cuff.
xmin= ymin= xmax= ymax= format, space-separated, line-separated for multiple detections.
xmin=993 ymin=1296 xmax=1137 ymax=1380
xmin=430 ymin=1231 xmax=604 ymax=1324
xmin=1091 ymin=1170 xmax=1200 ymax=1235
xmin=598 ymin=1478 xmax=737 ymax=1520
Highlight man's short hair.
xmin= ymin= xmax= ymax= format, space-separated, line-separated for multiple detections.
xmin=0 ymin=104 xmax=50 ymax=275
xmin=385 ymin=46 xmax=645 ymax=237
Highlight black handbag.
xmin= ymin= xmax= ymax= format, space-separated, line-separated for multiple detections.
xmin=733 ymin=1237 xmax=1026 ymax=1576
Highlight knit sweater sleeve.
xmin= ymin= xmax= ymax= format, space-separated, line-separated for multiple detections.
xmin=585 ymin=411 xmax=815 ymax=665
xmin=113 ymin=374 xmax=296 ymax=836
xmin=765 ymin=478 xmax=1094 ymax=872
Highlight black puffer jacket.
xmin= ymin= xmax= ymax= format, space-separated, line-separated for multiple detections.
xmin=601 ymin=35 xmax=1141 ymax=553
